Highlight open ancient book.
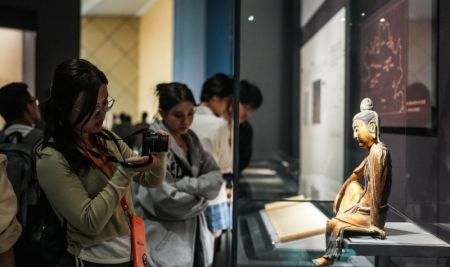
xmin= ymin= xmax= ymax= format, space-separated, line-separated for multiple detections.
xmin=264 ymin=196 xmax=329 ymax=243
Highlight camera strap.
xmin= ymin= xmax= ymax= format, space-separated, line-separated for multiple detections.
xmin=122 ymin=128 xmax=150 ymax=141
xmin=98 ymin=129 xmax=154 ymax=169
xmin=81 ymin=146 xmax=149 ymax=267
xmin=102 ymin=128 xmax=149 ymax=145
xmin=80 ymin=139 xmax=153 ymax=169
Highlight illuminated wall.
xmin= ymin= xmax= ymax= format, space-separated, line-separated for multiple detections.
xmin=300 ymin=8 xmax=346 ymax=200
xmin=0 ymin=27 xmax=23 ymax=129
xmin=138 ymin=0 xmax=174 ymax=120
xmin=81 ymin=16 xmax=139 ymax=127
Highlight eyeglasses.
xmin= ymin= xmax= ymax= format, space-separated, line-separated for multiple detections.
xmin=29 ymin=96 xmax=39 ymax=106
xmin=93 ymin=96 xmax=115 ymax=117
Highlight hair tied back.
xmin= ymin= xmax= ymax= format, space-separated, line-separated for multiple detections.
xmin=360 ymin=97 xmax=373 ymax=112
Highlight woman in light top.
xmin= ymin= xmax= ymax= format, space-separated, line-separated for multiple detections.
xmin=37 ymin=59 xmax=167 ymax=266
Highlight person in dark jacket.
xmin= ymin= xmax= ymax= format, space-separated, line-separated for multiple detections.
xmin=238 ymin=80 xmax=263 ymax=173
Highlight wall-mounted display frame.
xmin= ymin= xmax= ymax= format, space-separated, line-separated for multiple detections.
xmin=300 ymin=5 xmax=347 ymax=201
xmin=356 ymin=0 xmax=437 ymax=135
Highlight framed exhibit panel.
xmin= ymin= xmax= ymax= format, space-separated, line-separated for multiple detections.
xmin=300 ymin=7 xmax=346 ymax=200
xmin=358 ymin=0 xmax=436 ymax=134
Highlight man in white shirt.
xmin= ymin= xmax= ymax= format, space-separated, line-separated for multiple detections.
xmin=191 ymin=73 xmax=233 ymax=241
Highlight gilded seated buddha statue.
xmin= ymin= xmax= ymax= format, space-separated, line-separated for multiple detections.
xmin=312 ymin=98 xmax=392 ymax=266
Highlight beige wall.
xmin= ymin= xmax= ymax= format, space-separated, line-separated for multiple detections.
xmin=138 ymin=0 xmax=174 ymax=120
xmin=81 ymin=0 xmax=173 ymax=126
xmin=81 ymin=16 xmax=139 ymax=127
xmin=0 ymin=28 xmax=23 ymax=86
xmin=0 ymin=27 xmax=23 ymax=129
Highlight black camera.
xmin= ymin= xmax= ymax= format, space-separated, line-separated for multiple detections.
xmin=141 ymin=131 xmax=169 ymax=155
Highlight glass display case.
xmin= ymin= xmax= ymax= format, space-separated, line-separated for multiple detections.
xmin=232 ymin=0 xmax=450 ymax=266
xmin=237 ymin=199 xmax=372 ymax=267
xmin=236 ymin=199 xmax=450 ymax=267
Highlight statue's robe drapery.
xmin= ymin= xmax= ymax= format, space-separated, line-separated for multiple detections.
xmin=323 ymin=142 xmax=392 ymax=259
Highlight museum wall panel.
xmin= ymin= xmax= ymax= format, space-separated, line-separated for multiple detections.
xmin=81 ymin=16 xmax=139 ymax=126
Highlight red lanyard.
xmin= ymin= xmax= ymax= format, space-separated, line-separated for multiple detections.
xmin=81 ymin=146 xmax=132 ymax=218
xmin=82 ymin=146 xmax=114 ymax=178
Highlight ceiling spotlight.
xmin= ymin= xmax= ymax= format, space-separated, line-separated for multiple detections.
xmin=361 ymin=12 xmax=366 ymax=17
xmin=248 ymin=15 xmax=255 ymax=22
xmin=379 ymin=17 xmax=386 ymax=22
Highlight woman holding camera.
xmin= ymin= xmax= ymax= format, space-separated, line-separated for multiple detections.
xmin=36 ymin=59 xmax=167 ymax=266
xmin=134 ymin=82 xmax=222 ymax=267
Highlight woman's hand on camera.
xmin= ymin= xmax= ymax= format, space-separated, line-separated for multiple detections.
xmin=154 ymin=129 xmax=171 ymax=147
xmin=125 ymin=154 xmax=160 ymax=172
xmin=154 ymin=129 xmax=168 ymax=136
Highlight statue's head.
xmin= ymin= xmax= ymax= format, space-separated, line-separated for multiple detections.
xmin=352 ymin=98 xmax=379 ymax=149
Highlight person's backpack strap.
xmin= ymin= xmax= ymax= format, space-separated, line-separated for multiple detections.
xmin=5 ymin=131 xmax=24 ymax=143
xmin=21 ymin=128 xmax=42 ymax=197
xmin=0 ymin=135 xmax=35 ymax=229
xmin=22 ymin=128 xmax=43 ymax=148
xmin=0 ymin=128 xmax=42 ymax=147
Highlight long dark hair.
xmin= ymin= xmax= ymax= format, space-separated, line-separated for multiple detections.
xmin=37 ymin=58 xmax=110 ymax=175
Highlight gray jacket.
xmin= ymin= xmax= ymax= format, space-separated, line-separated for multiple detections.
xmin=134 ymin=120 xmax=222 ymax=267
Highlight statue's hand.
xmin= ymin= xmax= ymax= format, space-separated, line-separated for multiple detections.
xmin=370 ymin=225 xmax=386 ymax=239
